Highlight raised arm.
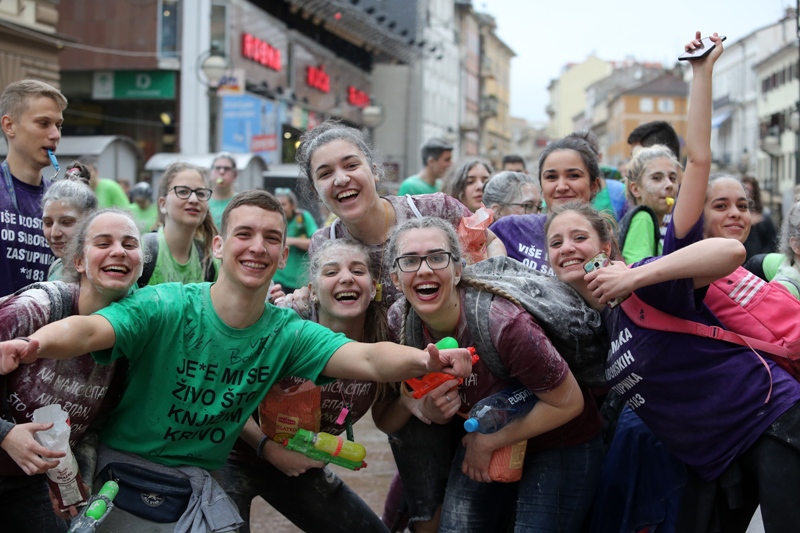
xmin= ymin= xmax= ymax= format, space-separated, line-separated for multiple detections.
xmin=0 ymin=315 xmax=115 ymax=374
xmin=486 ymin=229 xmax=507 ymax=257
xmin=585 ymin=237 xmax=746 ymax=303
xmin=672 ymin=31 xmax=724 ymax=239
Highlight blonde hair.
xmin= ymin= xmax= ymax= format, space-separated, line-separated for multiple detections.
xmin=625 ymin=144 xmax=679 ymax=205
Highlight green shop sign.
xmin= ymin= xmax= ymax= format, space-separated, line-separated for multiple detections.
xmin=92 ymin=71 xmax=176 ymax=100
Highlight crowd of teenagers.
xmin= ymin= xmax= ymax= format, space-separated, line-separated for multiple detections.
xmin=1 ymin=30 xmax=800 ymax=533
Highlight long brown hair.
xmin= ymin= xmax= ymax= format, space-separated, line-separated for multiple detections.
xmin=157 ymin=161 xmax=217 ymax=271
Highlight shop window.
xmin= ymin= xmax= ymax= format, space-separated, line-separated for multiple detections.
xmin=158 ymin=0 xmax=180 ymax=58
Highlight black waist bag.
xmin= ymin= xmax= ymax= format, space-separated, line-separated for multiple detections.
xmin=102 ymin=461 xmax=193 ymax=523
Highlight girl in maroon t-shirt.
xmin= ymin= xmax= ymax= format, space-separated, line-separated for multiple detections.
xmin=0 ymin=209 xmax=143 ymax=532
xmin=375 ymin=216 xmax=603 ymax=533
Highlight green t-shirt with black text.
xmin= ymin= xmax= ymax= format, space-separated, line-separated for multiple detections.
xmin=93 ymin=282 xmax=351 ymax=470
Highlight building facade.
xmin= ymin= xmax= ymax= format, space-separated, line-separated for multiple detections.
xmin=605 ymin=73 xmax=688 ymax=166
xmin=0 ymin=0 xmax=62 ymax=89
xmin=547 ymin=55 xmax=613 ymax=139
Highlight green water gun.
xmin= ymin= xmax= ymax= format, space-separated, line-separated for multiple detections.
xmin=283 ymin=428 xmax=367 ymax=471
xmin=67 ymin=480 xmax=118 ymax=533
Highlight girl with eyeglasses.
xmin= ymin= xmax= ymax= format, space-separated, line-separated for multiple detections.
xmin=146 ymin=162 xmax=217 ymax=286
xmin=372 ymin=216 xmax=602 ymax=533
xmin=482 ymin=171 xmax=542 ymax=220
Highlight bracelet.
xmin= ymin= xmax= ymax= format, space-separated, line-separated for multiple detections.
xmin=256 ymin=435 xmax=269 ymax=459
xmin=15 ymin=337 xmax=31 ymax=343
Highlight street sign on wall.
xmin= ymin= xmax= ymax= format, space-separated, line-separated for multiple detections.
xmin=92 ymin=71 xmax=176 ymax=100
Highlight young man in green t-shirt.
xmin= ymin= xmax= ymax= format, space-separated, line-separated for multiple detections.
xmin=0 ymin=190 xmax=472 ymax=531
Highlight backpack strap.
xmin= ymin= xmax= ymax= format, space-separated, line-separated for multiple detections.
xmin=403 ymin=299 xmax=512 ymax=382
xmin=620 ymin=292 xmax=776 ymax=402
xmin=618 ymin=205 xmax=660 ymax=256
xmin=329 ymin=218 xmax=340 ymax=240
xmin=405 ymin=195 xmax=424 ymax=219
xmin=463 ymin=288 xmax=513 ymax=382
xmin=774 ymin=276 xmax=800 ymax=298
xmin=137 ymin=232 xmax=159 ymax=288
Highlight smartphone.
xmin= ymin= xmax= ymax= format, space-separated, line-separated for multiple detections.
xmin=678 ymin=35 xmax=726 ymax=61
xmin=583 ymin=253 xmax=625 ymax=308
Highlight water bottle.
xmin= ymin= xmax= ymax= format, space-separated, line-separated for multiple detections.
xmin=464 ymin=385 xmax=538 ymax=434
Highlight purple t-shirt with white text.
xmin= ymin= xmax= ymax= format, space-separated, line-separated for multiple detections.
xmin=603 ymin=219 xmax=800 ymax=480
xmin=0 ymin=170 xmax=53 ymax=296
xmin=490 ymin=214 xmax=553 ymax=276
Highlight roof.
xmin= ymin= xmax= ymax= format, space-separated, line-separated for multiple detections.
xmin=616 ymin=73 xmax=688 ymax=99
xmin=144 ymin=153 xmax=268 ymax=172
xmin=0 ymin=135 xmax=142 ymax=158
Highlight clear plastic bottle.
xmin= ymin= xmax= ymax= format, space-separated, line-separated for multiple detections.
xmin=464 ymin=385 xmax=538 ymax=434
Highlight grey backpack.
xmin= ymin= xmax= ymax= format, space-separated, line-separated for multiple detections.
xmin=403 ymin=257 xmax=608 ymax=387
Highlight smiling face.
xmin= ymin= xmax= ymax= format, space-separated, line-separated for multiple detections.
xmin=159 ymin=169 xmax=209 ymax=229
xmin=540 ymin=149 xmax=598 ymax=208
xmin=390 ymin=227 xmax=462 ymax=323
xmin=2 ymin=96 xmax=63 ymax=172
xmin=703 ymin=178 xmax=752 ymax=242
xmin=214 ymin=205 xmax=288 ymax=291
xmin=495 ymin=183 xmax=541 ymax=218
xmin=547 ymin=211 xmax=611 ymax=288
xmin=310 ymin=139 xmax=379 ymax=223
xmin=75 ymin=213 xmax=143 ymax=297
xmin=630 ymin=157 xmax=678 ymax=217
xmin=461 ymin=164 xmax=491 ymax=212
xmin=42 ymin=200 xmax=80 ymax=259
xmin=312 ymin=246 xmax=376 ymax=325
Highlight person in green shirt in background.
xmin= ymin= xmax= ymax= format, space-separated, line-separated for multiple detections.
xmin=208 ymin=152 xmax=238 ymax=228
xmin=745 ymin=200 xmax=800 ymax=299
xmin=273 ymin=187 xmax=317 ymax=293
xmin=128 ymin=181 xmax=158 ymax=234
xmin=398 ymin=138 xmax=453 ymax=196
xmin=78 ymin=155 xmax=130 ymax=209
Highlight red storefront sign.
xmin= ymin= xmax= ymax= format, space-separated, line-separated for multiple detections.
xmin=306 ymin=64 xmax=330 ymax=93
xmin=347 ymin=86 xmax=370 ymax=108
xmin=242 ymin=33 xmax=281 ymax=71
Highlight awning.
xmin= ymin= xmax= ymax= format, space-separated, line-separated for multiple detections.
xmin=711 ymin=109 xmax=733 ymax=129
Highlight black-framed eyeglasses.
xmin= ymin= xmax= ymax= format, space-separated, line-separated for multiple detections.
xmin=169 ymin=186 xmax=213 ymax=201
xmin=213 ymin=165 xmax=233 ymax=172
xmin=394 ymin=252 xmax=453 ymax=273
xmin=504 ymin=202 xmax=541 ymax=214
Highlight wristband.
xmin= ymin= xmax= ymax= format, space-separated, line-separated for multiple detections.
xmin=15 ymin=337 xmax=31 ymax=343
xmin=256 ymin=435 xmax=269 ymax=459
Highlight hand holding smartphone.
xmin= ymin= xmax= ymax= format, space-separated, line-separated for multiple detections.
xmin=583 ymin=252 xmax=626 ymax=308
xmin=679 ymin=35 xmax=726 ymax=61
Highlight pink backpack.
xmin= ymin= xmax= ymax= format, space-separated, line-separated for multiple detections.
xmin=620 ymin=266 xmax=800 ymax=385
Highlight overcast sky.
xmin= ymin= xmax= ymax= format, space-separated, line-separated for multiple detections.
xmin=479 ymin=0 xmax=794 ymax=123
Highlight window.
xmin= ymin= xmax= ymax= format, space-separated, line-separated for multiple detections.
xmin=639 ymin=97 xmax=653 ymax=113
xmin=158 ymin=0 xmax=180 ymax=58
xmin=211 ymin=4 xmax=228 ymax=54
xmin=657 ymin=98 xmax=674 ymax=113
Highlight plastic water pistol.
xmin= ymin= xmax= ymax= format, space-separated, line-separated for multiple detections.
xmin=67 ymin=480 xmax=119 ymax=533
xmin=403 ymin=337 xmax=480 ymax=399
xmin=283 ymin=428 xmax=367 ymax=471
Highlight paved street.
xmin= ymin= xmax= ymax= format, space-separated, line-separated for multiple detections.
xmin=247 ymin=413 xmax=767 ymax=532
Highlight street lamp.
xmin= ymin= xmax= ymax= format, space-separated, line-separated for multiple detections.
xmin=196 ymin=47 xmax=232 ymax=153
